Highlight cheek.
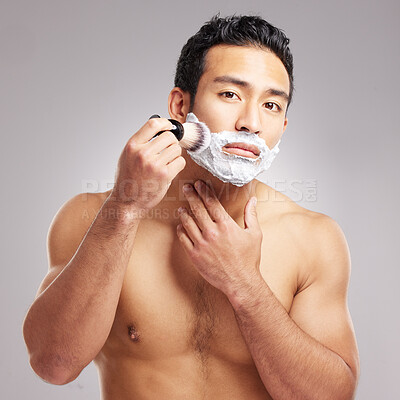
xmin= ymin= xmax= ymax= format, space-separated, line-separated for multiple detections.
xmin=261 ymin=119 xmax=285 ymax=148
xmin=192 ymin=101 xmax=232 ymax=133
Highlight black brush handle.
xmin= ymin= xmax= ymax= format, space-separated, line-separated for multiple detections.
xmin=149 ymin=114 xmax=184 ymax=141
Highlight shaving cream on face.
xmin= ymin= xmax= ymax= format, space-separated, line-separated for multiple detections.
xmin=186 ymin=113 xmax=281 ymax=187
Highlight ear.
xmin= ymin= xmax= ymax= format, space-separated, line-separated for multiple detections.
xmin=282 ymin=117 xmax=288 ymax=134
xmin=168 ymin=87 xmax=191 ymax=123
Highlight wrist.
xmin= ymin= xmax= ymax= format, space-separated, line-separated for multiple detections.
xmin=226 ymin=269 xmax=266 ymax=310
xmin=102 ymin=193 xmax=145 ymax=224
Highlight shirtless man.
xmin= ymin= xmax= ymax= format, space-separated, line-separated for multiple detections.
xmin=23 ymin=15 xmax=360 ymax=400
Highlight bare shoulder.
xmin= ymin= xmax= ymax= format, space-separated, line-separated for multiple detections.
xmin=37 ymin=191 xmax=111 ymax=297
xmin=256 ymin=185 xmax=350 ymax=287
xmin=256 ymin=184 xmax=326 ymax=231
xmin=47 ymin=191 xmax=111 ymax=267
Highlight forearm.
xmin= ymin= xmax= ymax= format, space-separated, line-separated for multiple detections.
xmin=227 ymin=273 xmax=356 ymax=400
xmin=23 ymin=196 xmax=140 ymax=382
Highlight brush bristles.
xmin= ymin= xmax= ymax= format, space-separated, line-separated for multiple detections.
xmin=180 ymin=122 xmax=211 ymax=153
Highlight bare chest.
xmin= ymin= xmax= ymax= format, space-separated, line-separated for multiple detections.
xmin=103 ymin=218 xmax=299 ymax=364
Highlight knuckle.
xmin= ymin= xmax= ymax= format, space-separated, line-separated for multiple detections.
xmin=190 ymin=249 xmax=202 ymax=261
xmin=195 ymin=239 xmax=207 ymax=250
xmin=204 ymin=195 xmax=216 ymax=207
xmin=215 ymin=209 xmax=227 ymax=222
xmin=165 ymin=130 xmax=178 ymax=143
xmin=173 ymin=143 xmax=182 ymax=155
xmin=204 ymin=228 xmax=218 ymax=241
xmin=147 ymin=118 xmax=162 ymax=130
xmin=137 ymin=150 xmax=150 ymax=165
xmin=147 ymin=118 xmax=173 ymax=135
xmin=192 ymin=207 xmax=202 ymax=218
xmin=157 ymin=166 xmax=169 ymax=179
xmin=149 ymin=158 xmax=160 ymax=170
xmin=178 ymin=156 xmax=186 ymax=168
xmin=126 ymin=140 xmax=138 ymax=153
xmin=218 ymin=220 xmax=228 ymax=232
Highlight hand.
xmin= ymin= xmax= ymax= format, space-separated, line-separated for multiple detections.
xmin=176 ymin=180 xmax=263 ymax=296
xmin=111 ymin=118 xmax=186 ymax=213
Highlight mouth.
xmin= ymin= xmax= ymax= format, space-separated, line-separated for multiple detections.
xmin=222 ymin=142 xmax=260 ymax=159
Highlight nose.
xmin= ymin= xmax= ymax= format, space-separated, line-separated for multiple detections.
xmin=235 ymin=102 xmax=262 ymax=134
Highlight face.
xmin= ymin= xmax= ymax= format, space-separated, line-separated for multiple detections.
xmin=191 ymin=44 xmax=290 ymax=151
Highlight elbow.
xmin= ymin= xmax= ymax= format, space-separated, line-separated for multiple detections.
xmin=334 ymin=365 xmax=359 ymax=400
xmin=23 ymin=315 xmax=81 ymax=385
xmin=29 ymin=353 xmax=81 ymax=385
xmin=340 ymin=386 xmax=358 ymax=400
xmin=311 ymin=363 xmax=359 ymax=400
xmin=342 ymin=360 xmax=360 ymax=400
xmin=344 ymin=374 xmax=359 ymax=400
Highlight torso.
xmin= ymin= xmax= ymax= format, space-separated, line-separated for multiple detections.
xmin=92 ymin=185 xmax=317 ymax=400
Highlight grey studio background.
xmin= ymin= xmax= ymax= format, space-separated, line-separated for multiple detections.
xmin=1 ymin=0 xmax=399 ymax=399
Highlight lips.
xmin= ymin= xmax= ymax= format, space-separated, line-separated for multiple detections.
xmin=222 ymin=142 xmax=260 ymax=159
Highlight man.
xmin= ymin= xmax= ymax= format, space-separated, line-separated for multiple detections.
xmin=23 ymin=15 xmax=360 ymax=399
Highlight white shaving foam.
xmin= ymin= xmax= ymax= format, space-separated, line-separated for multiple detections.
xmin=186 ymin=112 xmax=281 ymax=187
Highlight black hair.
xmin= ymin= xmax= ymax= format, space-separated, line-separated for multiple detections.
xmin=174 ymin=14 xmax=294 ymax=112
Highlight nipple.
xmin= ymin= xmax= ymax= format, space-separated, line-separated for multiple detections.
xmin=128 ymin=325 xmax=140 ymax=342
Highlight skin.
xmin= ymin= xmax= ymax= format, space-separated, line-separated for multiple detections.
xmin=23 ymin=44 xmax=359 ymax=399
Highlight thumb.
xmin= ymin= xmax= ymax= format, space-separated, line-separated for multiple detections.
xmin=244 ymin=197 xmax=259 ymax=230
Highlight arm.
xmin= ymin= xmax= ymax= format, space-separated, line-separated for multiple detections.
xmin=23 ymin=193 xmax=140 ymax=385
xmin=23 ymin=118 xmax=185 ymax=385
xmin=228 ymin=215 xmax=359 ymax=400
xmin=177 ymin=180 xmax=359 ymax=400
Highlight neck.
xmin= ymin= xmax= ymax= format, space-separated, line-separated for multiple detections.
xmin=153 ymin=150 xmax=261 ymax=224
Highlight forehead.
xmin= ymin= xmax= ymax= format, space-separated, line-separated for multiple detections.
xmin=199 ymin=44 xmax=290 ymax=94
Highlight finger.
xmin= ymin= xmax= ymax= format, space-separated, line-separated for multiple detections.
xmin=176 ymin=223 xmax=194 ymax=251
xmin=166 ymin=156 xmax=186 ymax=181
xmin=156 ymin=143 xmax=182 ymax=165
xmin=194 ymin=180 xmax=230 ymax=223
xmin=183 ymin=184 xmax=214 ymax=231
xmin=244 ymin=197 xmax=260 ymax=231
xmin=146 ymin=130 xmax=179 ymax=154
xmin=131 ymin=118 xmax=174 ymax=144
xmin=178 ymin=207 xmax=203 ymax=243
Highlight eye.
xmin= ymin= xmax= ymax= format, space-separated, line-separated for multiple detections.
xmin=264 ymin=102 xmax=281 ymax=112
xmin=220 ymin=91 xmax=239 ymax=100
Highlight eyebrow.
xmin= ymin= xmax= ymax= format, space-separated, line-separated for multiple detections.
xmin=213 ymin=75 xmax=250 ymax=87
xmin=213 ymin=75 xmax=290 ymax=104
